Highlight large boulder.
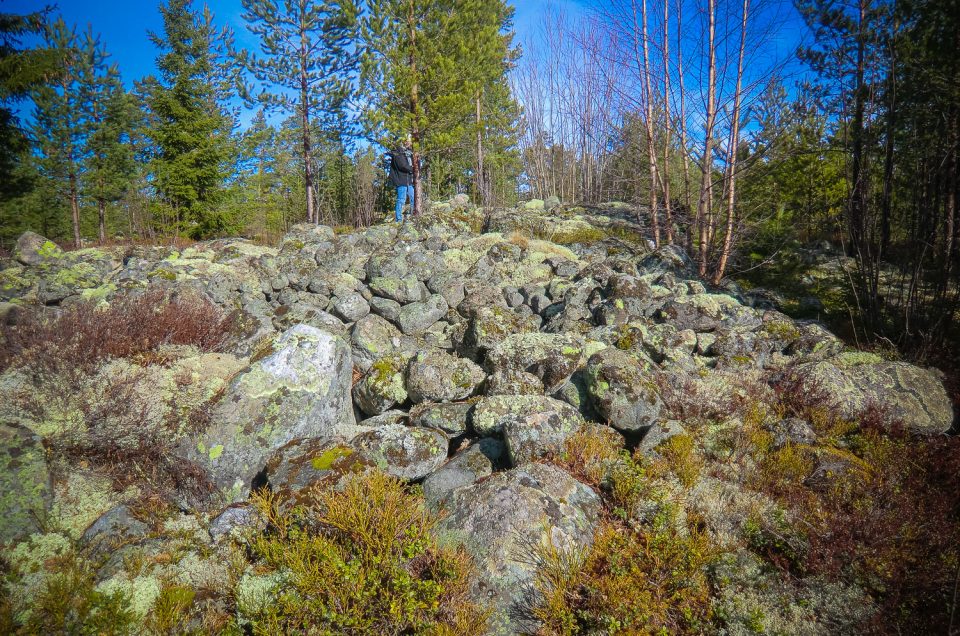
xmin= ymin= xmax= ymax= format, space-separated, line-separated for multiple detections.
xmin=264 ymin=437 xmax=376 ymax=504
xmin=485 ymin=332 xmax=594 ymax=394
xmin=0 ymin=423 xmax=52 ymax=544
xmin=472 ymin=394 xmax=583 ymax=437
xmin=657 ymin=293 xmax=762 ymax=332
xmin=405 ymin=350 xmax=485 ymax=403
xmin=789 ymin=353 xmax=954 ymax=434
xmin=14 ymin=231 xmax=63 ymax=266
xmin=436 ymin=463 xmax=601 ymax=635
xmin=184 ymin=325 xmax=357 ymax=503
xmin=350 ymin=423 xmax=448 ymax=481
xmin=585 ymin=347 xmax=664 ymax=433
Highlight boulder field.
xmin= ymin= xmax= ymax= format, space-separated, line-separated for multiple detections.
xmin=0 ymin=200 xmax=955 ymax=633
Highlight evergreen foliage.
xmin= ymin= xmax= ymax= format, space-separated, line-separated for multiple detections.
xmin=143 ymin=0 xmax=237 ymax=239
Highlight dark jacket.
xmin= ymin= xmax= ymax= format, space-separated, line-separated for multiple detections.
xmin=388 ymin=147 xmax=414 ymax=187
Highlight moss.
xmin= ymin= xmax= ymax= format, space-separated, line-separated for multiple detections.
xmin=148 ymin=268 xmax=178 ymax=282
xmin=208 ymin=444 xmax=224 ymax=460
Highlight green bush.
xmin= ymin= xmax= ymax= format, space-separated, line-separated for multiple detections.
xmin=238 ymin=471 xmax=489 ymax=635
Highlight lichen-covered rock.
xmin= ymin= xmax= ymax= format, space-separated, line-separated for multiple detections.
xmin=457 ymin=305 xmax=540 ymax=358
xmin=485 ymin=368 xmax=545 ymax=395
xmin=585 ymin=347 xmax=664 ymax=433
xmin=264 ymin=437 xmax=375 ymax=502
xmin=352 ymin=353 xmax=411 ymax=416
xmin=369 ymin=295 xmax=401 ymax=321
xmin=405 ymin=350 xmax=485 ymax=403
xmin=349 ymin=424 xmax=448 ymax=481
xmin=657 ymin=293 xmax=762 ymax=332
xmin=208 ymin=503 xmax=265 ymax=543
xmin=397 ymin=293 xmax=448 ymax=335
xmin=331 ymin=292 xmax=370 ymax=323
xmin=369 ymin=275 xmax=428 ymax=304
xmin=183 ymin=324 xmax=356 ymax=503
xmin=0 ymin=423 xmax=52 ymax=544
xmin=14 ymin=231 xmax=63 ymax=266
xmin=789 ymin=356 xmax=954 ymax=434
xmin=503 ymin=409 xmax=587 ymax=466
xmin=472 ymin=394 xmax=583 ymax=437
xmin=422 ymin=438 xmax=503 ymax=507
xmin=436 ymin=463 xmax=601 ymax=635
xmin=409 ymin=401 xmax=473 ymax=435
xmin=350 ymin=313 xmax=414 ymax=372
xmin=81 ymin=504 xmax=149 ymax=557
xmin=485 ymin=332 xmax=595 ymax=394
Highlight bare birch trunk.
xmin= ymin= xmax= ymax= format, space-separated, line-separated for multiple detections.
xmin=713 ymin=0 xmax=749 ymax=284
xmin=697 ymin=0 xmax=718 ymax=277
xmin=662 ymin=0 xmax=674 ymax=244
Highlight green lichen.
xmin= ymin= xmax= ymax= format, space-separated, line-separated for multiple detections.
xmin=208 ymin=445 xmax=224 ymax=461
xmin=311 ymin=446 xmax=354 ymax=471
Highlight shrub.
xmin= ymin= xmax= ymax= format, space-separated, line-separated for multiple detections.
xmin=0 ymin=287 xmax=236 ymax=377
xmin=553 ymin=425 xmax=624 ymax=488
xmin=654 ymin=434 xmax=702 ymax=488
xmin=2 ymin=551 xmax=137 ymax=635
xmin=238 ymin=471 xmax=489 ymax=635
xmin=530 ymin=513 xmax=717 ymax=635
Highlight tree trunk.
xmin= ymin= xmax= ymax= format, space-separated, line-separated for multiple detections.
xmin=69 ymin=172 xmax=81 ymax=248
xmin=697 ymin=0 xmax=718 ymax=277
xmin=676 ymin=0 xmax=694 ymax=254
xmin=408 ymin=0 xmax=422 ymax=216
xmin=713 ymin=0 xmax=749 ymax=284
xmin=662 ymin=0 xmax=674 ymax=244
xmin=300 ymin=27 xmax=315 ymax=225
xmin=476 ymin=91 xmax=485 ymax=205
xmin=98 ymin=199 xmax=106 ymax=243
xmin=638 ymin=0 xmax=661 ymax=247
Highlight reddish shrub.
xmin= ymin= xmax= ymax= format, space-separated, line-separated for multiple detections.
xmin=0 ymin=287 xmax=236 ymax=376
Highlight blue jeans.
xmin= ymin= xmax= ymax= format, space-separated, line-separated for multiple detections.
xmin=395 ymin=185 xmax=413 ymax=221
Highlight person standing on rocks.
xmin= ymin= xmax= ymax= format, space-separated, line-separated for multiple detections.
xmin=387 ymin=136 xmax=415 ymax=223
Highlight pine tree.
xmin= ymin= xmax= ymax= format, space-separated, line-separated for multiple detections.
xmin=361 ymin=0 xmax=519 ymax=213
xmin=30 ymin=18 xmax=91 ymax=248
xmin=239 ymin=0 xmax=359 ymax=225
xmin=144 ymin=0 xmax=236 ymax=238
xmin=81 ymin=28 xmax=136 ymax=242
xmin=0 ymin=10 xmax=57 ymax=203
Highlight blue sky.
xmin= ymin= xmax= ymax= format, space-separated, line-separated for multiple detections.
xmin=8 ymin=0 xmax=592 ymax=88
xmin=8 ymin=0 xmax=807 ymax=128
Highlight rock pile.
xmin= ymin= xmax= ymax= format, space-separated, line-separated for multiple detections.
xmin=0 ymin=200 xmax=954 ymax=633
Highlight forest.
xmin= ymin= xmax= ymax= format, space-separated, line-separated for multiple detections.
xmin=1 ymin=0 xmax=958 ymax=358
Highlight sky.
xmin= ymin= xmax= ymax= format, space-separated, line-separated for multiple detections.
xmin=7 ymin=0 xmax=808 ymax=127
xmin=7 ymin=0 xmax=591 ymax=90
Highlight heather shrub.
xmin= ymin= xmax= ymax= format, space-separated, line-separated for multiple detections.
xmin=236 ymin=471 xmax=489 ymax=635
xmin=0 ymin=287 xmax=235 ymax=377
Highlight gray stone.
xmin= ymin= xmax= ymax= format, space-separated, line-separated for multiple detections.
xmin=422 ymin=439 xmax=503 ymax=507
xmin=81 ymin=505 xmax=149 ymax=557
xmin=472 ymin=394 xmax=584 ymax=437
xmin=209 ymin=503 xmax=265 ymax=542
xmin=436 ymin=463 xmax=601 ymax=635
xmin=331 ymin=292 xmax=370 ymax=323
xmin=585 ymin=347 xmax=663 ymax=433
xmin=182 ymin=325 xmax=357 ymax=503
xmin=369 ymin=296 xmax=402 ymax=322
xmin=397 ymin=294 xmax=448 ymax=335
xmin=352 ymin=353 xmax=411 ymax=416
xmin=409 ymin=402 xmax=473 ymax=435
xmin=503 ymin=409 xmax=585 ymax=466
xmin=350 ymin=424 xmax=448 ymax=481
xmin=14 ymin=231 xmax=62 ymax=266
xmin=350 ymin=314 xmax=414 ymax=372
xmin=406 ymin=350 xmax=485 ymax=403
xmin=369 ymin=275 xmax=428 ymax=304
